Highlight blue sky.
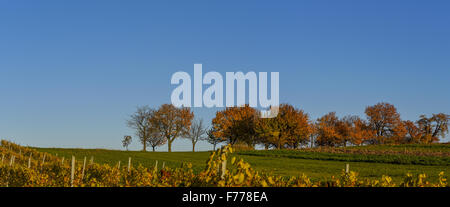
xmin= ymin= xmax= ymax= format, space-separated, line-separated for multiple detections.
xmin=0 ymin=0 xmax=449 ymax=151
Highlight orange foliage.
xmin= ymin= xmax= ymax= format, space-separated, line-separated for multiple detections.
xmin=211 ymin=105 xmax=258 ymax=147
xmin=365 ymin=102 xmax=405 ymax=144
xmin=152 ymin=104 xmax=194 ymax=152
xmin=255 ymin=104 xmax=311 ymax=149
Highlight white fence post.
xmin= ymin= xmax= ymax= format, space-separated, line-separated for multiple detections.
xmin=28 ymin=153 xmax=32 ymax=168
xmin=128 ymin=157 xmax=131 ymax=173
xmin=71 ymin=156 xmax=75 ymax=187
xmin=81 ymin=157 xmax=86 ymax=179
xmin=221 ymin=159 xmax=227 ymax=179
xmin=9 ymin=155 xmax=15 ymax=167
xmin=42 ymin=154 xmax=46 ymax=167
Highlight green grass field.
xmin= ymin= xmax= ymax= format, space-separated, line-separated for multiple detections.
xmin=35 ymin=144 xmax=450 ymax=183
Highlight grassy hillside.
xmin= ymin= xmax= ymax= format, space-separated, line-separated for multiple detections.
xmin=35 ymin=144 xmax=450 ymax=183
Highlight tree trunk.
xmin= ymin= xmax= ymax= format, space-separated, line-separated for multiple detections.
xmin=152 ymin=146 xmax=156 ymax=152
xmin=277 ymin=136 xmax=282 ymax=149
xmin=192 ymin=141 xmax=196 ymax=152
xmin=213 ymin=144 xmax=216 ymax=151
xmin=168 ymin=139 xmax=173 ymax=152
xmin=142 ymin=141 xmax=147 ymax=152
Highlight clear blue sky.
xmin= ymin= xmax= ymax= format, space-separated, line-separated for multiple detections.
xmin=0 ymin=0 xmax=449 ymax=151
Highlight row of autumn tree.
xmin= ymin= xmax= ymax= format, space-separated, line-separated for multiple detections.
xmin=124 ymin=102 xmax=449 ymax=151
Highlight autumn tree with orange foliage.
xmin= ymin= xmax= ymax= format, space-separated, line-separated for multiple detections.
xmin=348 ymin=117 xmax=375 ymax=146
xmin=365 ymin=102 xmax=406 ymax=144
xmin=315 ymin=112 xmax=341 ymax=147
xmin=417 ymin=113 xmax=449 ymax=143
xmin=211 ymin=105 xmax=258 ymax=147
xmin=404 ymin=120 xmax=422 ymax=143
xmin=255 ymin=104 xmax=311 ymax=149
xmin=315 ymin=113 xmax=375 ymax=147
xmin=334 ymin=116 xmax=353 ymax=147
xmin=152 ymin=104 xmax=194 ymax=152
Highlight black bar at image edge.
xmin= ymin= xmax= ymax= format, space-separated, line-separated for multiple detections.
xmin=0 ymin=187 xmax=448 ymax=206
